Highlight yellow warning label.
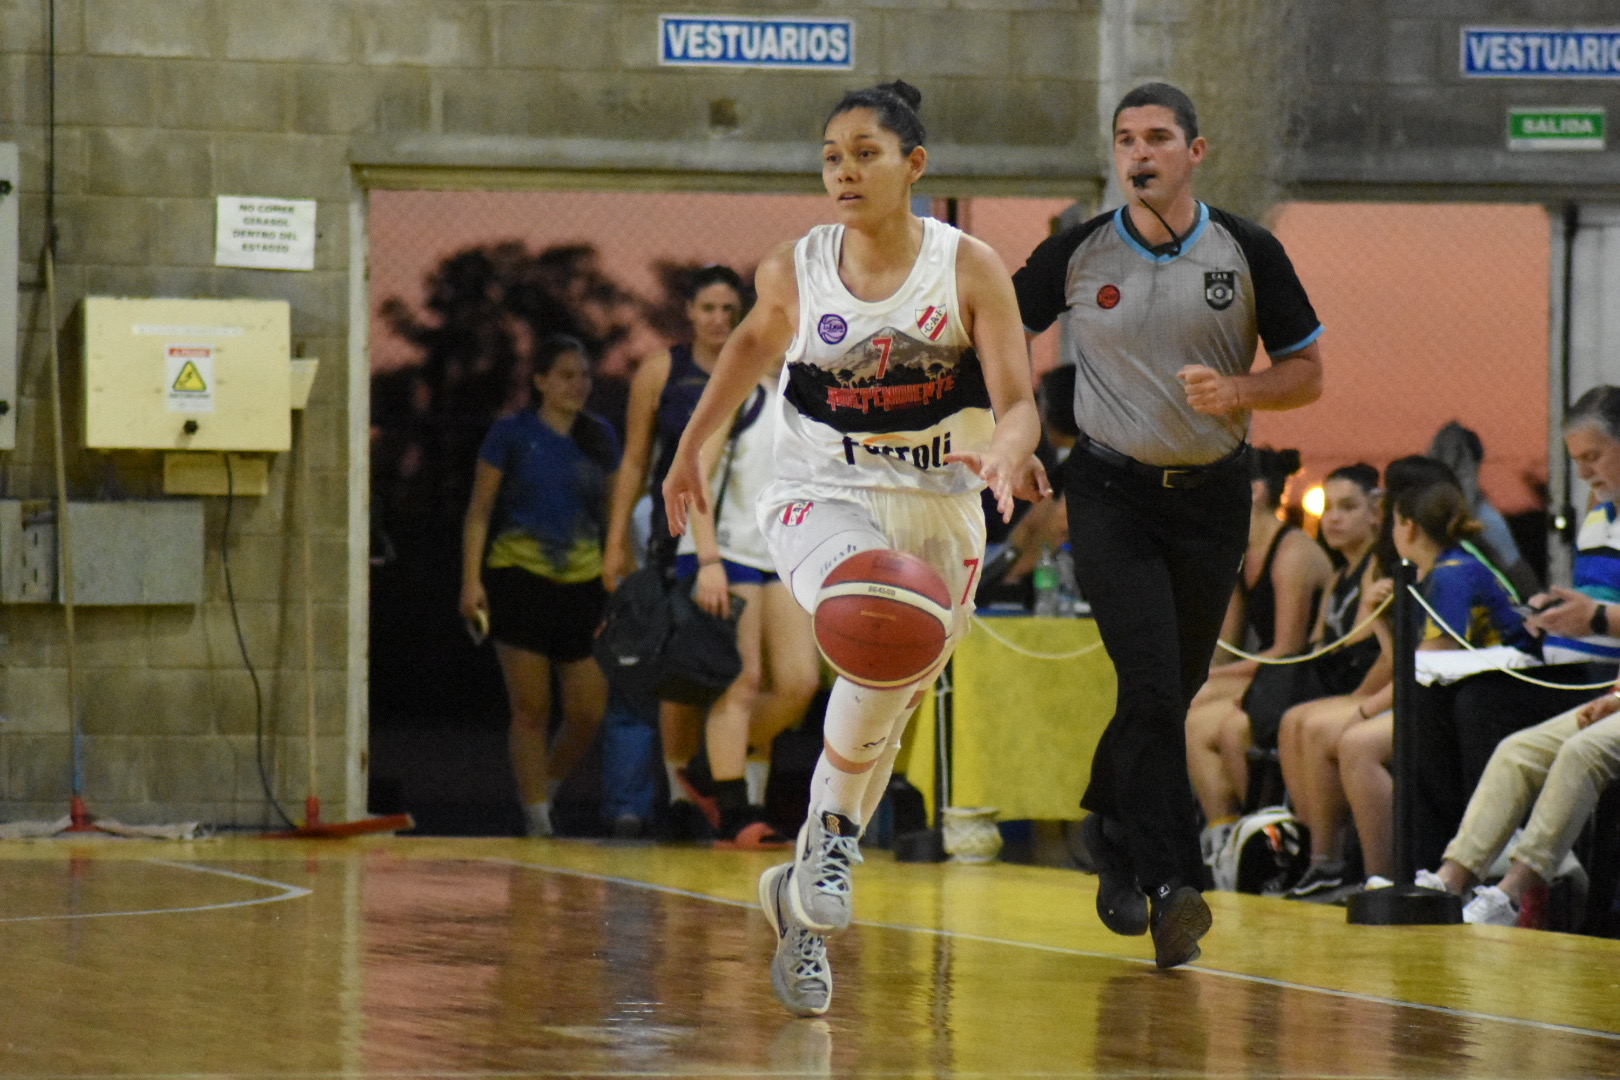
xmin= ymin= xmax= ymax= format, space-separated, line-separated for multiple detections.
xmin=172 ymin=361 xmax=208 ymax=392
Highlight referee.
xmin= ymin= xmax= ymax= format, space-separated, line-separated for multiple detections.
xmin=1012 ymin=83 xmax=1324 ymax=968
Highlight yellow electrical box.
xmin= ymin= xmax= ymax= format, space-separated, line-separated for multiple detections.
xmin=82 ymin=297 xmax=291 ymax=451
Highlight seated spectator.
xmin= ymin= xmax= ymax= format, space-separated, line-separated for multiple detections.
xmin=1424 ymin=688 xmax=1620 ymax=926
xmin=1225 ymin=466 xmax=1383 ymax=887
xmin=1404 ymin=395 xmax=1620 ymax=869
xmin=1337 ymin=477 xmax=1529 ymax=884
xmin=1188 ymin=448 xmax=1333 ymax=859
xmin=1429 ymin=420 xmax=1541 ymax=601
xmin=1418 ymin=385 xmax=1620 ymax=923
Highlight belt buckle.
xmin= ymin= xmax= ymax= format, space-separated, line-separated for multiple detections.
xmin=1161 ymin=468 xmax=1191 ymax=489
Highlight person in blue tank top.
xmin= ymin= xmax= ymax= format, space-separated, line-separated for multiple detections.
xmin=460 ymin=335 xmax=620 ymax=838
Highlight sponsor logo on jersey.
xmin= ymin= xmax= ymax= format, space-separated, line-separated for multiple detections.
xmin=827 ymin=373 xmax=958 ymax=414
xmin=1096 ymin=284 xmax=1121 ymax=310
xmin=817 ymin=313 xmax=848 ymax=344
xmin=840 ymin=430 xmax=953 ymax=471
xmin=1204 ymin=271 xmax=1235 ymax=311
xmin=916 ymin=305 xmax=948 ymax=340
xmin=781 ymin=500 xmax=814 ymax=526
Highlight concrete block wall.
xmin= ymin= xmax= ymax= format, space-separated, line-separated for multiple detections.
xmin=1295 ymin=0 xmax=1620 ymax=200
xmin=0 ymin=0 xmax=1111 ymax=829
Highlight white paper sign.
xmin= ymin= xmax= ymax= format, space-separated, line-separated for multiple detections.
xmin=215 ymin=196 xmax=316 ymax=271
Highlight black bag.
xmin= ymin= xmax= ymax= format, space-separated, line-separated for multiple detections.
xmin=592 ymin=568 xmax=745 ymax=707
xmin=656 ymin=580 xmax=745 ymax=707
xmin=592 ymin=566 xmax=675 ymax=701
xmin=595 ymin=394 xmax=754 ymax=707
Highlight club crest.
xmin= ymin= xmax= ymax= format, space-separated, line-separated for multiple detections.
xmin=1204 ymin=272 xmax=1235 ymax=311
xmin=915 ymin=305 xmax=948 ymax=341
xmin=818 ymin=313 xmax=848 ymax=344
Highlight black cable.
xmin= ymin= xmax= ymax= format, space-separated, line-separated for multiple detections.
xmin=45 ymin=0 xmax=57 ymax=252
xmin=222 ymin=454 xmax=294 ymax=828
xmin=1138 ymin=198 xmax=1183 ymax=256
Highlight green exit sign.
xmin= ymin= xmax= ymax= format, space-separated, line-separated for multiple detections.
xmin=1508 ymin=107 xmax=1605 ymax=150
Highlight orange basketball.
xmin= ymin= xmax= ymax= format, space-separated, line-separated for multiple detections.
xmin=813 ymin=549 xmax=954 ymax=688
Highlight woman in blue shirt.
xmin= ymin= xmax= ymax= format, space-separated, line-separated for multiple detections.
xmin=461 ymin=334 xmax=621 ymax=837
xmin=1337 ymin=477 xmax=1526 ymax=883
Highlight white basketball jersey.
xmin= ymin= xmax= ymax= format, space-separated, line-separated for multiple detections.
xmin=773 ymin=217 xmax=995 ymax=496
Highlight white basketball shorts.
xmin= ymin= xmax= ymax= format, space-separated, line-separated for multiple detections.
xmin=755 ymin=478 xmax=987 ymax=640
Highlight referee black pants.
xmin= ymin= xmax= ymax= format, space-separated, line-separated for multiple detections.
xmin=1064 ymin=451 xmax=1250 ymax=893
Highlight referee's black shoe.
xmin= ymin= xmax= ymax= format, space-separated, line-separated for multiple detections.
xmin=1079 ymin=814 xmax=1148 ymax=936
xmin=1149 ymin=884 xmax=1211 ymax=969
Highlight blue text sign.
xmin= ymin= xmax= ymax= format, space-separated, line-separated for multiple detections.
xmin=1463 ymin=28 xmax=1620 ymax=78
xmin=659 ymin=14 xmax=854 ymax=70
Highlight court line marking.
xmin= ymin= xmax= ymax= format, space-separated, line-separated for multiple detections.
xmin=488 ymin=857 xmax=1620 ymax=1045
xmin=0 ymin=858 xmax=312 ymax=923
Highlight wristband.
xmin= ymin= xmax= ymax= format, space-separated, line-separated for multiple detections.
xmin=1593 ymin=603 xmax=1611 ymax=636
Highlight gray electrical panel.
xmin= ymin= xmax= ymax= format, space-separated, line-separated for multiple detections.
xmin=0 ymin=500 xmax=204 ymax=605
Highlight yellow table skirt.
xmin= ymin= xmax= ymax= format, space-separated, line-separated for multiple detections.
xmin=900 ymin=616 xmax=1117 ymax=822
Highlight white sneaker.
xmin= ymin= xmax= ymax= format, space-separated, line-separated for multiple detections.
xmin=1364 ymin=875 xmax=1393 ymax=890
xmin=790 ymin=811 xmax=863 ymax=933
xmin=1462 ymin=885 xmax=1519 ymax=926
xmin=1414 ymin=868 xmax=1447 ymax=892
xmin=759 ymin=863 xmax=831 ymax=1016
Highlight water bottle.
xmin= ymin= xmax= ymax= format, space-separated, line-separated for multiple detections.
xmin=1032 ymin=544 xmax=1060 ymax=617
xmin=1056 ymin=542 xmax=1084 ymax=616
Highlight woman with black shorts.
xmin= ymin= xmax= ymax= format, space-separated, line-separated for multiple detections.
xmin=461 ymin=334 xmax=621 ymax=837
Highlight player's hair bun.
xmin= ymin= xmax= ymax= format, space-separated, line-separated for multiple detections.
xmin=881 ymin=79 xmax=922 ymax=112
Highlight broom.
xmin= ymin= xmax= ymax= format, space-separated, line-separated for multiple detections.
xmin=0 ymin=246 xmax=199 ymax=841
xmin=264 ymin=405 xmax=411 ymax=839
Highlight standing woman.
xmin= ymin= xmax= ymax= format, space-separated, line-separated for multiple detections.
xmin=461 ymin=335 xmax=620 ymax=837
xmin=601 ymin=265 xmax=746 ymax=835
xmin=663 ymin=80 xmax=1045 ymax=1017
xmin=679 ymin=357 xmax=822 ymax=846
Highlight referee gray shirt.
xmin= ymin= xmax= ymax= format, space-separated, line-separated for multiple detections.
xmin=1014 ymin=203 xmax=1323 ymax=467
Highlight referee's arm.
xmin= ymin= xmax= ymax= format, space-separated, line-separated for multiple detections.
xmin=1180 ymin=340 xmax=1323 ymax=417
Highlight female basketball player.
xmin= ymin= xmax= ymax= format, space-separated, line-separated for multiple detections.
xmin=663 ymin=80 xmax=1048 ymax=1016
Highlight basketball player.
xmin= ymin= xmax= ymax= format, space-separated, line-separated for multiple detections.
xmin=1012 ymin=83 xmax=1324 ymax=967
xmin=663 ymin=80 xmax=1047 ymax=1016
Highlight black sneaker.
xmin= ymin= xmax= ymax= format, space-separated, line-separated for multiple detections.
xmin=1079 ymin=814 xmax=1148 ymax=936
xmin=1285 ymin=861 xmax=1348 ymax=900
xmin=654 ymin=799 xmax=718 ymax=842
xmin=1149 ymin=885 xmax=1211 ymax=969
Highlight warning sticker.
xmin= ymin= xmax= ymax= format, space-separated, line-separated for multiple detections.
xmin=166 ymin=345 xmax=215 ymax=413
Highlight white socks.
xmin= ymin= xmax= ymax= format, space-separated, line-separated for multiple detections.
xmin=745 ymin=758 xmax=770 ymax=806
xmin=808 ymin=677 xmax=916 ymax=825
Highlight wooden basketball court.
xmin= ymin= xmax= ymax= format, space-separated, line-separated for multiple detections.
xmin=4 ymin=835 xmax=1618 ymax=1078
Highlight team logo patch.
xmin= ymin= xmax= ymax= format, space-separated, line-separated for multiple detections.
xmin=915 ymin=305 xmax=948 ymax=340
xmin=1204 ymin=271 xmax=1235 ymax=311
xmin=817 ymin=314 xmax=848 ymax=344
xmin=1096 ymin=284 xmax=1121 ymax=310
xmin=781 ymin=500 xmax=814 ymax=526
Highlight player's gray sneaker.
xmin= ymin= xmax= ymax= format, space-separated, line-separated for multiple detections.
xmin=759 ymin=862 xmax=831 ymax=1017
xmin=789 ymin=810 xmax=863 ymax=933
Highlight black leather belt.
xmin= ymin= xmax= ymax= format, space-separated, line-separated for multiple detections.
xmin=1077 ymin=433 xmax=1249 ymax=490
